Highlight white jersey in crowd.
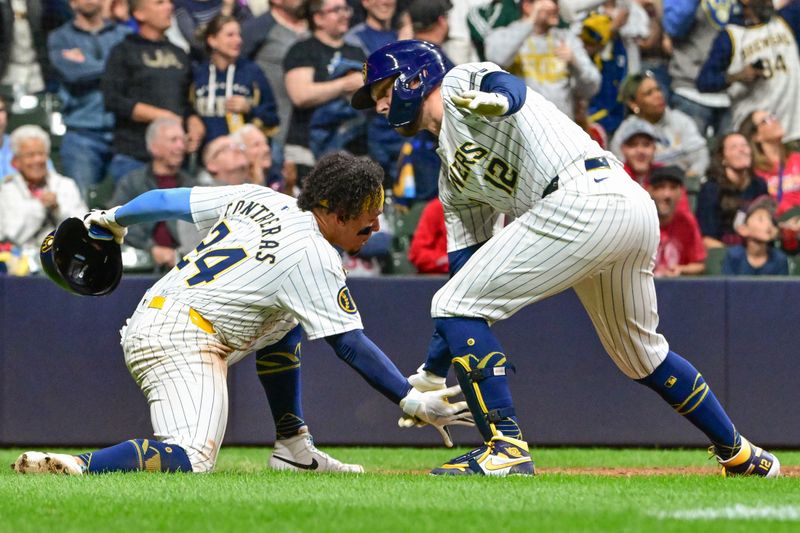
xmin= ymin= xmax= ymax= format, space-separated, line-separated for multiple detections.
xmin=142 ymin=184 xmax=363 ymax=363
xmin=726 ymin=16 xmax=800 ymax=141
xmin=437 ymin=62 xmax=612 ymax=251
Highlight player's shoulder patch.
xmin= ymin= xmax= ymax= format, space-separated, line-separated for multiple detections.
xmin=337 ymin=286 xmax=358 ymax=314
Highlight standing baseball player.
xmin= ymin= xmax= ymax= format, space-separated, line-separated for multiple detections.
xmin=353 ymin=40 xmax=781 ymax=477
xmin=13 ymin=152 xmax=470 ymax=475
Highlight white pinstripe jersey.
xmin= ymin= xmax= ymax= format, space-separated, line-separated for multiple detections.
xmin=725 ymin=18 xmax=800 ymax=140
xmin=143 ymin=185 xmax=363 ymax=351
xmin=437 ymin=62 xmax=610 ymax=251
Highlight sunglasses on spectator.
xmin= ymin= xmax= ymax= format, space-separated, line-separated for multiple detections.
xmin=757 ymin=113 xmax=778 ymax=127
xmin=320 ymin=4 xmax=352 ymax=14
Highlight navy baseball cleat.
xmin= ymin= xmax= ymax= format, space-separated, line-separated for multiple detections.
xmin=713 ymin=437 xmax=781 ymax=477
xmin=431 ymin=435 xmax=534 ymax=476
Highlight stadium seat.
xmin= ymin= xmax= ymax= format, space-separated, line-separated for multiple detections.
xmin=389 ymin=201 xmax=426 ymax=275
xmin=704 ymin=246 xmax=727 ymax=276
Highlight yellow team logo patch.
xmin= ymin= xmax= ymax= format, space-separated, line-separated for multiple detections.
xmin=338 ymin=286 xmax=358 ymax=314
xmin=41 ymin=234 xmax=54 ymax=253
xmin=665 ymin=376 xmax=678 ymax=388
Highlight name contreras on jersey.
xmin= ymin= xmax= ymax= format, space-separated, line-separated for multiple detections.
xmin=223 ymin=199 xmax=282 ymax=263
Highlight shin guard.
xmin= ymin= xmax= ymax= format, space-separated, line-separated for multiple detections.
xmin=452 ymin=352 xmax=519 ymax=442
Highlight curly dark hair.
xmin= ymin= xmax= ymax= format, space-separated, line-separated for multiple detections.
xmin=707 ymin=133 xmax=757 ymax=234
xmin=297 ymin=152 xmax=384 ymax=220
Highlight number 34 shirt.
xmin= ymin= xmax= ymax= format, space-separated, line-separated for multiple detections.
xmin=143 ymin=185 xmax=363 ymax=352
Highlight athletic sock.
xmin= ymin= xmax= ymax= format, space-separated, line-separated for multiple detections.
xmin=256 ymin=325 xmax=306 ymax=439
xmin=637 ymin=351 xmax=740 ymax=459
xmin=78 ymin=439 xmax=192 ymax=473
xmin=435 ymin=317 xmax=521 ymax=441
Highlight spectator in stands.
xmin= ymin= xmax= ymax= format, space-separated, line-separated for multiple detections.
xmin=0 ymin=0 xmax=59 ymax=97
xmin=484 ymin=0 xmax=600 ymax=119
xmin=696 ymin=132 xmax=769 ymax=249
xmin=408 ymin=196 xmax=448 ymax=274
xmin=241 ymin=0 xmax=310 ymax=188
xmin=233 ymin=123 xmax=278 ymax=188
xmin=723 ymin=195 xmax=789 ymax=275
xmin=664 ymin=0 xmax=731 ymax=138
xmin=579 ymin=11 xmax=627 ymax=137
xmin=739 ymin=110 xmax=800 ymax=214
xmin=105 ymin=0 xmax=139 ymax=31
xmin=283 ymin=0 xmax=366 ymax=183
xmin=177 ymin=133 xmax=251 ymax=254
xmin=739 ymin=109 xmax=800 ymax=254
xmin=409 ymin=0 xmax=451 ymax=47
xmin=102 ymin=0 xmax=204 ymax=182
xmin=647 ymin=165 xmax=706 ymax=277
xmin=173 ymin=0 xmax=252 ymax=60
xmin=618 ymin=116 xmax=659 ymax=185
xmin=636 ymin=0 xmax=671 ymax=102
xmin=611 ymin=71 xmax=709 ymax=178
xmin=392 ymin=0 xmax=454 ymax=209
xmin=110 ymin=117 xmax=198 ymax=270
xmin=697 ymin=0 xmax=800 ymax=144
xmin=345 ymin=0 xmax=407 ymax=186
xmin=202 ymin=133 xmax=250 ymax=185
xmin=467 ymin=0 xmax=520 ymax=62
xmin=48 ymin=0 xmax=131 ymax=201
xmin=438 ymin=0 xmax=476 ymax=65
xmin=0 ymin=95 xmax=12 ymax=178
xmin=0 ymin=125 xmax=87 ymax=257
xmin=192 ymin=15 xmax=279 ymax=144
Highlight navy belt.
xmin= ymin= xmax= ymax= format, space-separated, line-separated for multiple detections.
xmin=543 ymin=157 xmax=611 ymax=198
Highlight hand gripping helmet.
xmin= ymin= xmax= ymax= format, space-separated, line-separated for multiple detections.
xmin=40 ymin=217 xmax=122 ymax=296
xmin=351 ymin=39 xmax=450 ymax=127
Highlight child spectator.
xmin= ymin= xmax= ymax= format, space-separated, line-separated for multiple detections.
xmin=723 ymin=195 xmax=789 ymax=275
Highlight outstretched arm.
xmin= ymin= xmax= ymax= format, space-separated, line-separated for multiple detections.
xmin=83 ymin=188 xmax=194 ymax=244
xmin=326 ymin=329 xmax=412 ymax=403
xmin=114 ymin=188 xmax=194 ymax=225
xmin=326 ymin=329 xmax=472 ymax=446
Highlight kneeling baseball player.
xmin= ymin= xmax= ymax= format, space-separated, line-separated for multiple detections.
xmin=13 ymin=152 xmax=470 ymax=475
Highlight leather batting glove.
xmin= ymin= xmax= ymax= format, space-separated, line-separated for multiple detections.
xmin=83 ymin=206 xmax=127 ymax=244
xmin=399 ymin=385 xmax=474 ymax=447
xmin=399 ymin=364 xmax=451 ymax=443
xmin=450 ymin=90 xmax=509 ymax=117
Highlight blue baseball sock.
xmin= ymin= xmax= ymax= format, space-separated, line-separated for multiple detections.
xmin=77 ymin=439 xmax=192 ymax=473
xmin=637 ymin=351 xmax=740 ymax=458
xmin=423 ymin=331 xmax=452 ymax=377
xmin=435 ymin=317 xmax=521 ymax=440
xmin=256 ymin=325 xmax=306 ymax=439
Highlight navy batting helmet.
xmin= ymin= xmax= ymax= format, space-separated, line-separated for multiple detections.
xmin=40 ymin=217 xmax=122 ymax=296
xmin=351 ymin=39 xmax=450 ymax=127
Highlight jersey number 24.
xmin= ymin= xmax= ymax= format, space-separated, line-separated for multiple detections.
xmin=176 ymin=221 xmax=247 ymax=286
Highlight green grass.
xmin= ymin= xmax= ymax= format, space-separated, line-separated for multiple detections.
xmin=1 ymin=447 xmax=799 ymax=532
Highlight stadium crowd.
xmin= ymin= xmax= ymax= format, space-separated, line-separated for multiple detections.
xmin=2 ymin=0 xmax=800 ymax=277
